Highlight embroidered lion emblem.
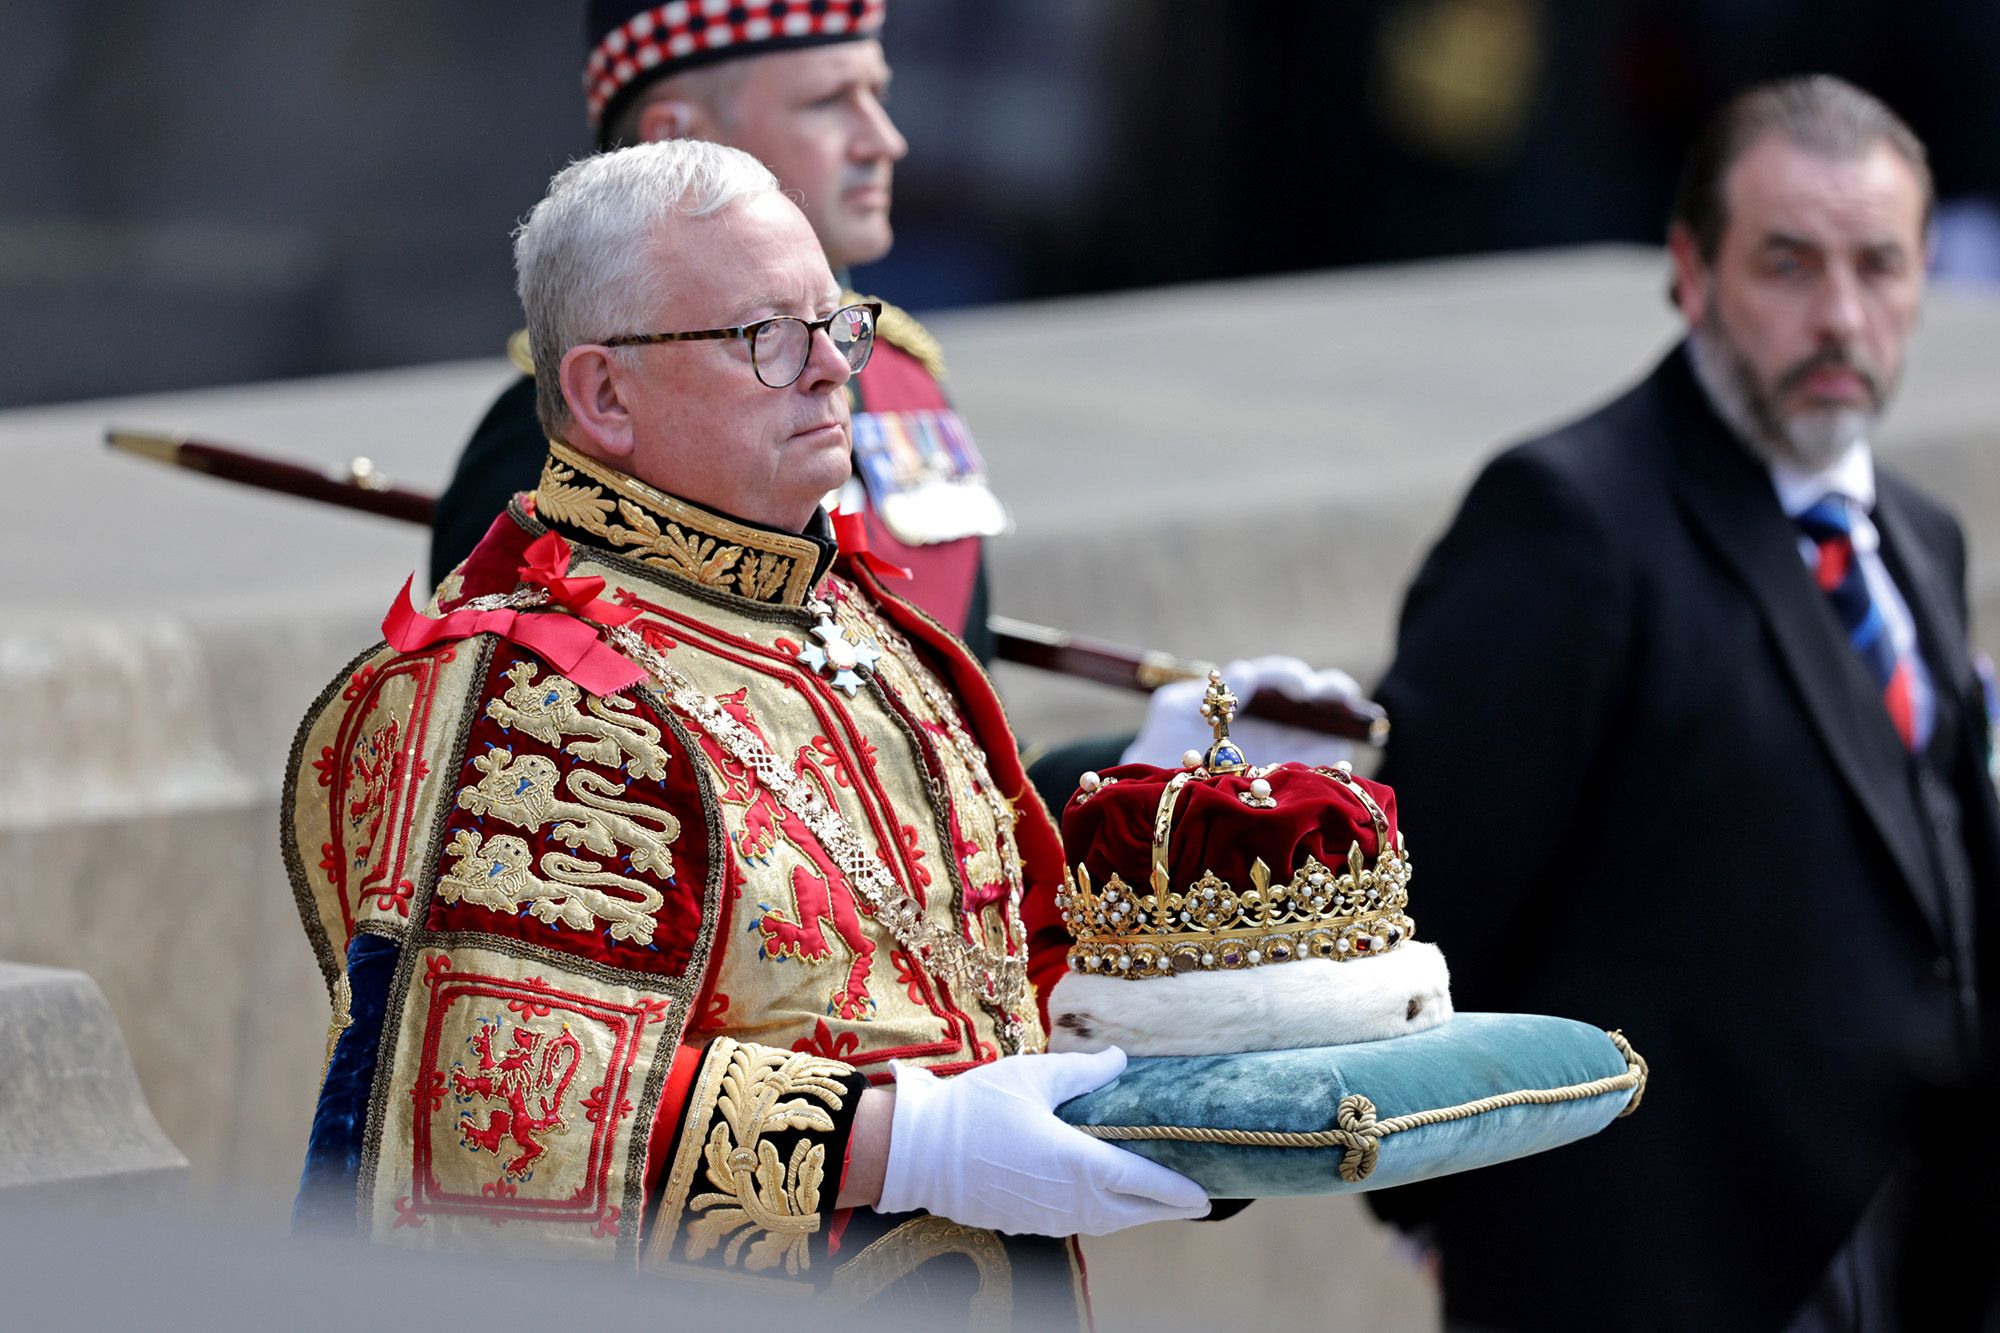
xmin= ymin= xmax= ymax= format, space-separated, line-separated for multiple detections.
xmin=453 ymin=1019 xmax=583 ymax=1179
xmin=485 ymin=662 xmax=669 ymax=780
xmin=455 ymin=747 xmax=679 ymax=879
xmin=437 ymin=828 xmax=666 ymax=945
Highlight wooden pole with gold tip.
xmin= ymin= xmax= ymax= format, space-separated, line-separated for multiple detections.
xmin=103 ymin=426 xmax=1391 ymax=746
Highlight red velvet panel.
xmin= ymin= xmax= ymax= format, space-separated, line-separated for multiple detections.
xmin=422 ymin=646 xmax=712 ymax=976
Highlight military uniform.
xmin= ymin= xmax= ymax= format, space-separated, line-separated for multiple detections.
xmin=292 ymin=442 xmax=1079 ymax=1325
xmin=431 ymin=302 xmax=1006 ymax=664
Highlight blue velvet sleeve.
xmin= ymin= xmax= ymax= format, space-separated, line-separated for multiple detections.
xmin=293 ymin=934 xmax=402 ymax=1233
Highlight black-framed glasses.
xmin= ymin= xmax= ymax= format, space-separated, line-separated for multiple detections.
xmin=602 ymin=301 xmax=881 ymax=388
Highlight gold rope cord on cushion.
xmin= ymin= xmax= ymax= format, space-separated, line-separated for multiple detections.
xmin=1074 ymin=1030 xmax=1648 ymax=1183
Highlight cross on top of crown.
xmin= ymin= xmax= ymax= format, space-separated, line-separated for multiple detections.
xmin=1199 ymin=668 xmax=1249 ymax=773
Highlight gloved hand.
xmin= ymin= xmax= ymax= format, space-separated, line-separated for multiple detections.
xmin=875 ymin=1048 xmax=1210 ymax=1236
xmin=1122 ymin=655 xmax=1361 ymax=770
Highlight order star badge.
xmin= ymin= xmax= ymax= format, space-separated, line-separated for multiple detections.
xmin=797 ymin=604 xmax=881 ymax=696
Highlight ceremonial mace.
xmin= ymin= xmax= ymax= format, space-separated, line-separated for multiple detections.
xmin=105 ymin=428 xmax=1389 ymax=746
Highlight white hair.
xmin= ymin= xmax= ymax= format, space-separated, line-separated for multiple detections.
xmin=513 ymin=140 xmax=781 ymax=436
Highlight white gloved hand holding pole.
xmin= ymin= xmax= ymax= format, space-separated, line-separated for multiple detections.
xmin=1123 ymin=655 xmax=1362 ymax=770
xmin=873 ymin=1048 xmax=1210 ymax=1236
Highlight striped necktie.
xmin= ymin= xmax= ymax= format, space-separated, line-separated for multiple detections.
xmin=1795 ymin=496 xmax=1923 ymax=751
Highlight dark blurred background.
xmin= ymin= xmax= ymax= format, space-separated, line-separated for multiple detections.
xmin=6 ymin=0 xmax=1998 ymax=408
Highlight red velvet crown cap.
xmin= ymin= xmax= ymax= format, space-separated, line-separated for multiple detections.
xmin=1061 ymin=762 xmax=1401 ymax=897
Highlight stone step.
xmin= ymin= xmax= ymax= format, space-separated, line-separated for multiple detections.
xmin=0 ymin=962 xmax=188 ymax=1205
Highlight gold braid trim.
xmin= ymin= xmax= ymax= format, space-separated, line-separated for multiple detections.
xmin=1608 ymin=1029 xmax=1648 ymax=1117
xmin=829 ymin=1217 xmax=1014 ymax=1329
xmin=850 ymin=291 xmax=948 ymax=381
xmin=319 ymin=967 xmax=353 ymax=1085
xmin=535 ymin=441 xmax=821 ymax=605
xmin=679 ymin=1038 xmax=854 ymax=1277
xmin=1075 ymin=1029 xmax=1647 ymax=1184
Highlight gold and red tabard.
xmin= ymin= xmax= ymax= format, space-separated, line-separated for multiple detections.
xmin=285 ymin=441 xmax=1080 ymax=1322
xmin=842 ymin=295 xmax=1010 ymax=637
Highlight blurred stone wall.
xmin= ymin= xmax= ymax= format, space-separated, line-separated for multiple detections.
xmin=11 ymin=1 xmax=1997 ymax=409
xmin=0 ymin=1 xmax=1125 ymax=407
xmin=3 ymin=2 xmax=580 ymax=405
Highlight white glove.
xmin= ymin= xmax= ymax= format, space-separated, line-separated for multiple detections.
xmin=1123 ymin=655 xmax=1361 ymax=770
xmin=875 ymin=1048 xmax=1210 ymax=1236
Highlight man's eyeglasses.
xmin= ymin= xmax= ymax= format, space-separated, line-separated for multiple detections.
xmin=602 ymin=301 xmax=881 ymax=389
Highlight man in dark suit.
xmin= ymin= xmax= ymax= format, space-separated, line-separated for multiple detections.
xmin=1370 ymin=77 xmax=1999 ymax=1329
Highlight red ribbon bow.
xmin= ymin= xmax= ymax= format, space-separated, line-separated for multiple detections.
xmin=832 ymin=509 xmax=912 ymax=582
xmin=515 ymin=531 xmax=640 ymax=626
xmin=380 ymin=531 xmax=646 ymax=695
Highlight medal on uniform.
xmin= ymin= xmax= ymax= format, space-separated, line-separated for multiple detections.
xmin=849 ymin=405 xmax=1013 ymax=546
xmin=797 ymin=599 xmax=881 ymax=696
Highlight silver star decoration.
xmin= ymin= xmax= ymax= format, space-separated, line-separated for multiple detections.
xmin=796 ymin=612 xmax=881 ymax=696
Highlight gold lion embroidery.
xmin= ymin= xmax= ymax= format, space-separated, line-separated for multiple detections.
xmin=486 ymin=662 xmax=670 ymax=780
xmin=683 ymin=1042 xmax=850 ymax=1275
xmin=439 ymin=745 xmax=682 ymax=943
xmin=457 ymin=748 xmax=680 ymax=878
xmin=438 ymin=829 xmax=666 ymax=943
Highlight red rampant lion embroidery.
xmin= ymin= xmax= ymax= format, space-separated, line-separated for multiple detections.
xmin=346 ymin=717 xmax=401 ymax=871
xmin=698 ymin=689 xmax=879 ymax=1020
xmin=343 ymin=716 xmax=430 ymax=915
xmin=906 ymin=717 xmax=1013 ymax=950
xmin=452 ymin=1020 xmax=583 ymax=1180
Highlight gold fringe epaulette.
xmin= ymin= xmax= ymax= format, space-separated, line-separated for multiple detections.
xmin=848 ymin=292 xmax=948 ymax=382
xmin=507 ymin=328 xmax=536 ymax=375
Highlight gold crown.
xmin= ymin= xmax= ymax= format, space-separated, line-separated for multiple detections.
xmin=1057 ymin=840 xmax=1414 ymax=979
xmin=1055 ymin=672 xmax=1417 ymax=979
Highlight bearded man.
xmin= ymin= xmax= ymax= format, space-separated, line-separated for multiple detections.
xmin=288 ymin=139 xmax=1206 ymax=1325
xmin=1367 ymin=76 xmax=2000 ymax=1329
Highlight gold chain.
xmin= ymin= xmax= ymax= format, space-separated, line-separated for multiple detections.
xmin=606 ymin=621 xmax=1036 ymax=1052
xmin=837 ymin=594 xmax=1031 ymax=942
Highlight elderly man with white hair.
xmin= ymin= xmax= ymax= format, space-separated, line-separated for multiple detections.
xmin=425 ymin=0 xmax=1360 ymax=818
xmin=283 ymin=139 xmax=1206 ymax=1325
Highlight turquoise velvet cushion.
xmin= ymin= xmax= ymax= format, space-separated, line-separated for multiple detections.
xmin=1055 ymin=1012 xmax=1642 ymax=1197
